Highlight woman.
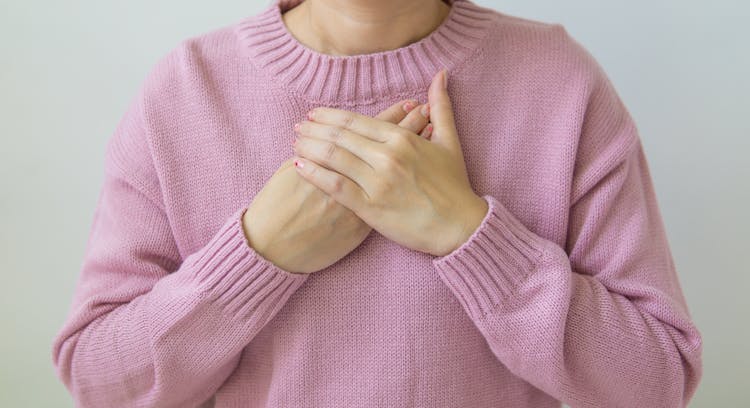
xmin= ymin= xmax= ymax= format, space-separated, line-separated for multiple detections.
xmin=51 ymin=0 xmax=703 ymax=406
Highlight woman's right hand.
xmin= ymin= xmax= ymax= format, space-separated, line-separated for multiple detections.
xmin=242 ymin=100 xmax=433 ymax=274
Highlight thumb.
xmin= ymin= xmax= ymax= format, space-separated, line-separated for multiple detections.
xmin=427 ymin=69 xmax=460 ymax=151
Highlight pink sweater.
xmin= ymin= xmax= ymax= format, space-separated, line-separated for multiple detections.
xmin=51 ymin=0 xmax=703 ymax=406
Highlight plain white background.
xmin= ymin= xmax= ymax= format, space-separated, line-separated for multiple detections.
xmin=1 ymin=0 xmax=747 ymax=406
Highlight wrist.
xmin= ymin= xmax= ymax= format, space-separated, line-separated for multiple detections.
xmin=441 ymin=193 xmax=489 ymax=256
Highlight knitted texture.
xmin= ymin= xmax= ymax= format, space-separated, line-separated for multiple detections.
xmin=51 ymin=0 xmax=703 ymax=406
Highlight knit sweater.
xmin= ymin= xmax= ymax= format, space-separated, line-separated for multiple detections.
xmin=50 ymin=0 xmax=703 ymax=406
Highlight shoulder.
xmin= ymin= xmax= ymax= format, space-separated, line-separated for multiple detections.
xmin=466 ymin=4 xmax=638 ymax=175
xmin=468 ymin=4 xmax=606 ymax=95
xmin=104 ymin=19 xmax=247 ymax=188
xmin=466 ymin=4 xmax=629 ymax=134
xmin=138 ymin=21 xmax=243 ymax=110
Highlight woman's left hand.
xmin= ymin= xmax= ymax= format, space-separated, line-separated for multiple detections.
xmin=292 ymin=69 xmax=489 ymax=256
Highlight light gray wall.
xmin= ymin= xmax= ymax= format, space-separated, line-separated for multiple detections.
xmin=1 ymin=0 xmax=747 ymax=406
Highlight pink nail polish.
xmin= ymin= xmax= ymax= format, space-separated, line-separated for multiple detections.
xmin=294 ymin=122 xmax=300 ymax=132
xmin=424 ymin=123 xmax=433 ymax=139
xmin=403 ymin=101 xmax=414 ymax=112
xmin=294 ymin=159 xmax=304 ymax=169
xmin=307 ymin=110 xmax=315 ymax=120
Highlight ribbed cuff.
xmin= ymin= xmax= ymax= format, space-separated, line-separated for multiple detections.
xmin=180 ymin=206 xmax=309 ymax=327
xmin=432 ymin=194 xmax=550 ymax=320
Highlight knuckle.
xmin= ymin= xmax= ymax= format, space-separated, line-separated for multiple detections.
xmin=342 ymin=113 xmax=356 ymax=129
xmin=328 ymin=125 xmax=344 ymax=142
xmin=390 ymin=128 xmax=416 ymax=150
xmin=390 ymin=127 xmax=408 ymax=141
xmin=330 ymin=175 xmax=345 ymax=194
xmin=324 ymin=141 xmax=337 ymax=160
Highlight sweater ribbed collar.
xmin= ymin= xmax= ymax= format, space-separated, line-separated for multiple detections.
xmin=234 ymin=0 xmax=493 ymax=105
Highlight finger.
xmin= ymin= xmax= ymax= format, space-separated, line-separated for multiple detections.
xmin=398 ymin=102 xmax=431 ymax=135
xmin=427 ymin=68 xmax=460 ymax=151
xmin=308 ymin=107 xmax=403 ymax=143
xmin=419 ymin=122 xmax=434 ymax=140
xmin=292 ymin=156 xmax=367 ymax=215
xmin=375 ymin=98 xmax=419 ymax=124
xmin=293 ymin=132 xmax=376 ymax=191
xmin=296 ymin=120 xmax=382 ymax=164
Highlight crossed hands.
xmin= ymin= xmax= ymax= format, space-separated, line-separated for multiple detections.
xmin=243 ymin=69 xmax=488 ymax=275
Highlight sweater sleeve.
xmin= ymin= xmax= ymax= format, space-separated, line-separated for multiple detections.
xmin=50 ymin=69 xmax=309 ymax=408
xmin=431 ymin=54 xmax=703 ymax=406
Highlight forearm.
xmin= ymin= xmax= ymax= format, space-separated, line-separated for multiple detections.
xmin=473 ymin=245 xmax=701 ymax=407
xmin=52 ymin=207 xmax=308 ymax=407
xmin=433 ymin=192 xmax=702 ymax=407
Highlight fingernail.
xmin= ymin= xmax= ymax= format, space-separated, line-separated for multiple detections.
xmin=403 ymin=101 xmax=415 ymax=112
xmin=294 ymin=159 xmax=304 ymax=169
xmin=307 ymin=110 xmax=315 ymax=120
xmin=424 ymin=123 xmax=433 ymax=139
xmin=441 ymin=69 xmax=448 ymax=89
xmin=293 ymin=122 xmax=300 ymax=132
xmin=292 ymin=137 xmax=297 ymax=146
xmin=420 ymin=103 xmax=430 ymax=117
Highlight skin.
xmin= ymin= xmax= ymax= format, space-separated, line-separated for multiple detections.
xmin=281 ymin=0 xmax=451 ymax=56
xmin=242 ymin=0 xmax=489 ymax=274
xmin=292 ymin=70 xmax=488 ymax=257
xmin=243 ymin=100 xmax=432 ymax=274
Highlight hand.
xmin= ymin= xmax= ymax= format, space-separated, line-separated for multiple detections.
xmin=291 ymin=69 xmax=489 ymax=257
xmin=242 ymin=99 xmax=432 ymax=274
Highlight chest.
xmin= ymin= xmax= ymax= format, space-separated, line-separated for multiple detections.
xmin=149 ymin=86 xmax=576 ymax=259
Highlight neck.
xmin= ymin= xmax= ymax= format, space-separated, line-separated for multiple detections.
xmin=282 ymin=0 xmax=452 ymax=56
